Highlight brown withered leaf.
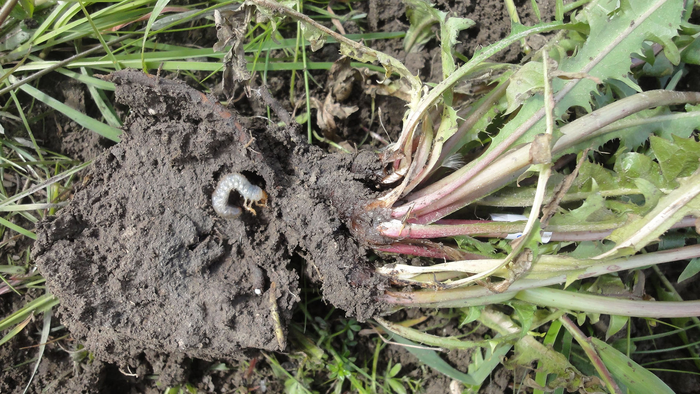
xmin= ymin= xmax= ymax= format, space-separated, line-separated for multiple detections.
xmin=328 ymin=56 xmax=360 ymax=102
xmin=310 ymin=93 xmax=359 ymax=141
xmin=214 ymin=7 xmax=253 ymax=99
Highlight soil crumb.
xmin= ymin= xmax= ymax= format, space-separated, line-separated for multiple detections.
xmin=32 ymin=70 xmax=387 ymax=367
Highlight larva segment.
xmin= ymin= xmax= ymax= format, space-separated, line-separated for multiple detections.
xmin=212 ymin=173 xmax=267 ymax=218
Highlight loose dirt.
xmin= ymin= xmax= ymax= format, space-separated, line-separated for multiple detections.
xmin=32 ymin=70 xmax=388 ymax=380
xmin=4 ymin=1 xmax=574 ymax=392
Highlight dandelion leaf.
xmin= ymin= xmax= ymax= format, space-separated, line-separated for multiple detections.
xmin=554 ymin=0 xmax=683 ymax=116
xmin=506 ymin=335 xmax=593 ymax=393
xmin=601 ymin=169 xmax=700 ymax=258
xmin=650 ymin=134 xmax=700 ymax=183
xmin=592 ymin=337 xmax=675 ymax=394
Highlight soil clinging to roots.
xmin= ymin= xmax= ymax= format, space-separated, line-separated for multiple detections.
xmin=33 ymin=70 xmax=388 ymax=366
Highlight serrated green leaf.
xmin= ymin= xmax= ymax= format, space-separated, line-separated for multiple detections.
xmin=441 ymin=16 xmax=474 ymax=78
xmin=678 ymin=257 xmax=700 ymax=283
xmin=507 ymin=334 xmax=586 ymax=392
xmin=548 ymin=192 xmax=618 ymax=226
xmin=487 ymin=0 xmax=685 ymax=163
xmin=681 ymin=35 xmax=700 ymax=64
xmin=573 ymin=105 xmax=700 ymax=156
xmin=459 ymin=306 xmax=484 ymax=326
xmin=568 ymin=241 xmax=615 ymax=259
xmin=403 ymin=0 xmax=439 ymax=53
xmin=454 ymin=235 xmax=498 ymax=257
xmin=600 ymin=169 xmax=700 ymax=258
xmin=555 ymin=0 xmax=683 ymax=115
xmin=614 ymin=152 xmax=671 ymax=191
xmin=300 ymin=23 xmax=325 ymax=52
xmin=505 ymin=62 xmax=545 ymax=114
xmin=508 ymin=301 xmax=537 ymax=336
xmin=651 ymin=134 xmax=700 ymax=183
xmin=591 ymin=337 xmax=675 ymax=394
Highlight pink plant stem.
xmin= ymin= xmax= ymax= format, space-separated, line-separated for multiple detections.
xmin=395 ymin=91 xmax=700 ymax=224
xmin=560 ymin=315 xmax=623 ymax=394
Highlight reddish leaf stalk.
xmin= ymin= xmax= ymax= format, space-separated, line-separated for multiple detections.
xmin=390 ymin=90 xmax=700 ymax=224
xmin=560 ymin=315 xmax=623 ymax=394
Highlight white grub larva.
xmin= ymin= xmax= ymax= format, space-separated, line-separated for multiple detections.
xmin=212 ymin=173 xmax=268 ymax=218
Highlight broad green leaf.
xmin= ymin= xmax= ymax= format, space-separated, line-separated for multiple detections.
xmin=651 ymin=134 xmax=700 ymax=183
xmin=506 ymin=334 xmax=588 ymax=392
xmin=599 ymin=169 xmax=700 ymax=258
xmin=387 ymin=379 xmax=407 ymax=394
xmin=554 ymin=0 xmax=682 ymax=115
xmin=606 ymin=315 xmax=629 ymax=340
xmin=482 ymin=0 xmax=684 ymax=168
xmin=591 ymin=337 xmax=675 ymax=394
xmin=387 ymin=333 xmax=479 ymax=385
xmin=681 ymin=35 xmax=700 ymax=64
xmin=678 ymin=257 xmax=700 ymax=283
xmin=389 ymin=363 xmax=401 ymax=377
xmin=403 ymin=0 xmax=439 ymax=53
xmin=507 ymin=301 xmax=537 ymax=336
xmin=459 ymin=306 xmax=484 ymax=327
xmin=613 ymin=152 xmax=670 ymax=191
xmin=505 ymin=62 xmax=545 ymax=114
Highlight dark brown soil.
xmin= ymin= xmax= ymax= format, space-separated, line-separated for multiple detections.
xmin=28 ymin=70 xmax=390 ymax=389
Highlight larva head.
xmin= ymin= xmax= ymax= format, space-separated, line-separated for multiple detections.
xmin=257 ymin=190 xmax=268 ymax=208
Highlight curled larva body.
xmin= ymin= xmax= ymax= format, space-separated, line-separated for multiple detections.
xmin=212 ymin=173 xmax=268 ymax=218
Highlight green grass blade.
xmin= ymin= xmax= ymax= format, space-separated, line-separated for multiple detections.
xmin=22 ymin=305 xmax=52 ymax=394
xmin=77 ymin=0 xmax=121 ymax=71
xmin=387 ymin=332 xmax=479 ymax=385
xmin=141 ymin=0 xmax=171 ymax=70
xmin=11 ymin=80 xmax=121 ymax=142
xmin=80 ymin=67 xmax=122 ymax=127
xmin=0 ymin=315 xmax=31 ymax=347
xmin=591 ymin=337 xmax=675 ymax=394
xmin=53 ymin=67 xmax=116 ymax=91
xmin=0 ymin=293 xmax=58 ymax=332
xmin=0 ymin=216 xmax=36 ymax=240
xmin=0 ymin=161 xmax=90 ymax=210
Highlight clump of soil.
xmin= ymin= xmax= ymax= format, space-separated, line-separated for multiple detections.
xmin=32 ymin=70 xmax=388 ymax=369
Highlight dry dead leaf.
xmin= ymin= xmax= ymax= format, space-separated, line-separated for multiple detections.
xmin=310 ymin=93 xmax=359 ymax=140
xmin=214 ymin=7 xmax=253 ymax=99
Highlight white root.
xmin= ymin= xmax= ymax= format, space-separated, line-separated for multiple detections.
xmin=212 ymin=173 xmax=268 ymax=218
